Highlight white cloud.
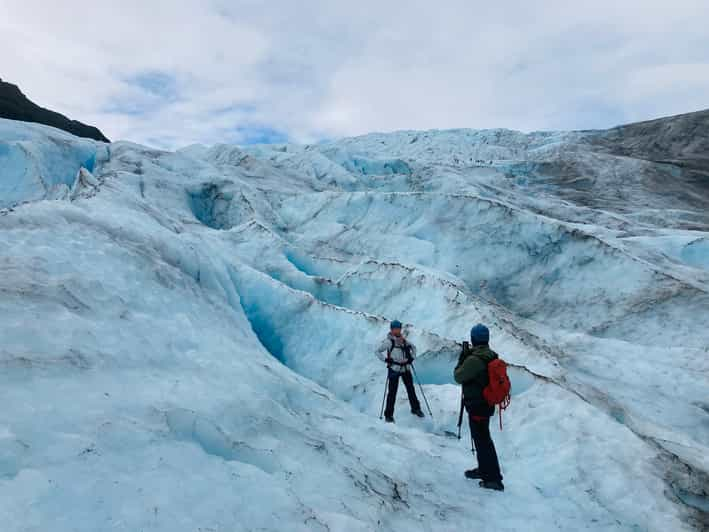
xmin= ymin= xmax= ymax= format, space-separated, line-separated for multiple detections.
xmin=2 ymin=0 xmax=708 ymax=148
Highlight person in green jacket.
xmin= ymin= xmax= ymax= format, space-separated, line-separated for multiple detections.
xmin=454 ymin=323 xmax=504 ymax=491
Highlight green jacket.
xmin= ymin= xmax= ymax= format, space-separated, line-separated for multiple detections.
xmin=454 ymin=343 xmax=498 ymax=416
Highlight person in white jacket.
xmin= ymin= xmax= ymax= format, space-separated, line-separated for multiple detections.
xmin=375 ymin=320 xmax=424 ymax=422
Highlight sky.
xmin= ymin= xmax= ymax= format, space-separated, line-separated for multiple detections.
xmin=2 ymin=0 xmax=709 ymax=149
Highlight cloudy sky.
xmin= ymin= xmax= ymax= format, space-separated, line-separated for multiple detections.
xmin=2 ymin=0 xmax=709 ymax=148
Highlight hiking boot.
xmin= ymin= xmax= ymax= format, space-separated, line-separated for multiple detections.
xmin=464 ymin=469 xmax=482 ymax=480
xmin=384 ymin=416 xmax=395 ymax=423
xmin=412 ymin=409 xmax=425 ymax=418
xmin=479 ymin=480 xmax=504 ymax=492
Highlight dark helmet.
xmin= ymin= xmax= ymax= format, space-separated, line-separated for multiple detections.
xmin=470 ymin=323 xmax=490 ymax=345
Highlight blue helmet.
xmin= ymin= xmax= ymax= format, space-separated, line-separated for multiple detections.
xmin=390 ymin=320 xmax=403 ymax=330
xmin=470 ymin=323 xmax=490 ymax=345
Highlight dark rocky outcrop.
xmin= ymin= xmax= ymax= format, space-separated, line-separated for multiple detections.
xmin=0 ymin=78 xmax=109 ymax=142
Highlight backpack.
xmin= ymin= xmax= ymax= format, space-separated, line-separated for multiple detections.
xmin=483 ymin=358 xmax=511 ymax=430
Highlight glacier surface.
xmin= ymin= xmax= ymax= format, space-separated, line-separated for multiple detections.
xmin=1 ymin=114 xmax=708 ymax=531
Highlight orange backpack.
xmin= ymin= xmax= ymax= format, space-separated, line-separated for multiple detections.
xmin=483 ymin=358 xmax=512 ymax=429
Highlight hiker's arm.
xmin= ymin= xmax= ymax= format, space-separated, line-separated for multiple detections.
xmin=375 ymin=339 xmax=389 ymax=362
xmin=408 ymin=342 xmax=417 ymax=361
xmin=455 ymin=344 xmax=466 ymax=368
xmin=454 ymin=355 xmax=485 ymax=384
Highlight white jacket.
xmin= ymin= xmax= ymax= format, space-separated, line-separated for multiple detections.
xmin=375 ymin=333 xmax=417 ymax=373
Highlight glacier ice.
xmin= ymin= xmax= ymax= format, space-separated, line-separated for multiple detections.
xmin=1 ymin=115 xmax=708 ymax=531
xmin=0 ymin=120 xmax=100 ymax=209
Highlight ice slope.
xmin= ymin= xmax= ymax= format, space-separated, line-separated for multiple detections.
xmin=0 ymin=120 xmax=102 ymax=209
xmin=1 ymin=115 xmax=708 ymax=531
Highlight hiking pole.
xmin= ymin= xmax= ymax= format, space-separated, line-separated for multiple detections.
xmin=410 ymin=364 xmax=434 ymax=418
xmin=457 ymin=391 xmax=464 ymax=439
xmin=379 ymin=373 xmax=388 ymax=419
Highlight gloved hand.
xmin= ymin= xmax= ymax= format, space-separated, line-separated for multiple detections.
xmin=405 ymin=357 xmax=413 ymax=365
xmin=385 ymin=357 xmax=393 ymax=365
xmin=457 ymin=342 xmax=469 ymax=366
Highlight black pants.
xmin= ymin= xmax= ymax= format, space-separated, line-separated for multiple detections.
xmin=384 ymin=369 xmax=421 ymax=418
xmin=468 ymin=412 xmax=503 ymax=482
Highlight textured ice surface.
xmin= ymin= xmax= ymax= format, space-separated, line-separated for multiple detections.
xmin=0 ymin=119 xmax=100 ymax=209
xmin=1 ymin=116 xmax=708 ymax=531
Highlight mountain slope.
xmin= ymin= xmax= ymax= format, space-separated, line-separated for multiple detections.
xmin=586 ymin=109 xmax=709 ymax=172
xmin=0 ymin=113 xmax=707 ymax=531
xmin=0 ymin=78 xmax=109 ymax=142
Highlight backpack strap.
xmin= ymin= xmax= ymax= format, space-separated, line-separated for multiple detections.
xmin=388 ymin=338 xmax=412 ymax=368
xmin=385 ymin=338 xmax=395 ymax=368
xmin=389 ymin=338 xmax=410 ymax=353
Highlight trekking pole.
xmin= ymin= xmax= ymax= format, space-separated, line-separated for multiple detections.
xmin=379 ymin=373 xmax=388 ymax=419
xmin=456 ymin=391 xmax=464 ymax=439
xmin=410 ymin=364 xmax=434 ymax=418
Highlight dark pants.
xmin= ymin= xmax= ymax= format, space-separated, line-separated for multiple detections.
xmin=384 ymin=369 xmax=421 ymax=418
xmin=468 ymin=412 xmax=503 ymax=482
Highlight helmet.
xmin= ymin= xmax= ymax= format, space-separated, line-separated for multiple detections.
xmin=470 ymin=323 xmax=490 ymax=345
